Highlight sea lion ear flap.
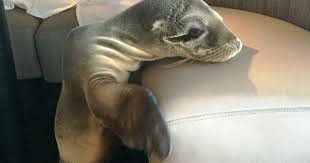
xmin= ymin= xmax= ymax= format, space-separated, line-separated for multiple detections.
xmin=151 ymin=20 xmax=168 ymax=33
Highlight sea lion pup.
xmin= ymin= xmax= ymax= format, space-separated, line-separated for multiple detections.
xmin=55 ymin=0 xmax=242 ymax=162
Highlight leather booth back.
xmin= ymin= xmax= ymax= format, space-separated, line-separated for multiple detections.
xmin=206 ymin=0 xmax=310 ymax=31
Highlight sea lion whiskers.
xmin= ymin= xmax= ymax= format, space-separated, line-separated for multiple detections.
xmin=161 ymin=58 xmax=191 ymax=68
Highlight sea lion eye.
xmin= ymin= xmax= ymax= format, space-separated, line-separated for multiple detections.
xmin=164 ymin=28 xmax=205 ymax=43
xmin=188 ymin=28 xmax=204 ymax=39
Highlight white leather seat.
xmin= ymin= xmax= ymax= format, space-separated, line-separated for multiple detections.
xmin=145 ymin=7 xmax=310 ymax=163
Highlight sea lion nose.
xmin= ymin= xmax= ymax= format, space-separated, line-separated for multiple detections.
xmin=231 ymin=37 xmax=242 ymax=49
xmin=213 ymin=24 xmax=237 ymax=46
xmin=218 ymin=23 xmax=237 ymax=42
xmin=235 ymin=39 xmax=241 ymax=49
xmin=225 ymin=30 xmax=237 ymax=43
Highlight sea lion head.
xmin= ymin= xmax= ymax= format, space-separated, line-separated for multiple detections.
xmin=149 ymin=0 xmax=242 ymax=62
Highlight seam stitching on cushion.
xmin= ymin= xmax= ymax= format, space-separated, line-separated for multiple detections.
xmin=167 ymin=107 xmax=310 ymax=127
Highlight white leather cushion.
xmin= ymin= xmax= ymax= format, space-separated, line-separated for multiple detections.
xmin=13 ymin=0 xmax=78 ymax=18
xmin=77 ymin=0 xmax=142 ymax=26
xmin=144 ymin=7 xmax=310 ymax=163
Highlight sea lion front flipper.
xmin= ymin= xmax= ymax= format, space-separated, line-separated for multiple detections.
xmin=84 ymin=82 xmax=171 ymax=160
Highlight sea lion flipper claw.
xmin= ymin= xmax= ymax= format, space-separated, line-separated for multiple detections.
xmin=85 ymin=83 xmax=171 ymax=160
xmin=117 ymin=85 xmax=171 ymax=160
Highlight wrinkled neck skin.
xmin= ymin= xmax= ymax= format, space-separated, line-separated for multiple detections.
xmin=75 ymin=2 xmax=180 ymax=84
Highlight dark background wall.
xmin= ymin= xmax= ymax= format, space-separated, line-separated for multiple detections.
xmin=1 ymin=2 xmax=60 ymax=163
xmin=0 ymin=1 xmax=28 ymax=162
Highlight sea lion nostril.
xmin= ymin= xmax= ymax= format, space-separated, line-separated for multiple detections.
xmin=236 ymin=40 xmax=241 ymax=49
xmin=235 ymin=38 xmax=242 ymax=50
